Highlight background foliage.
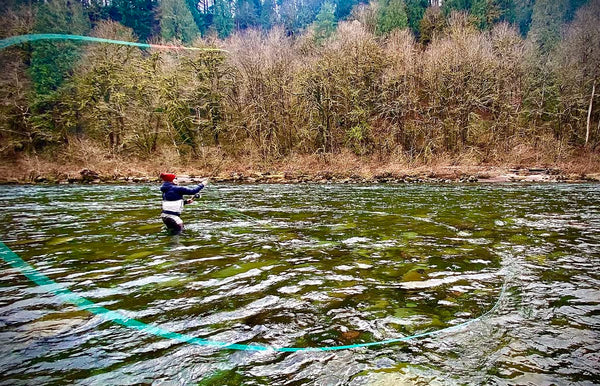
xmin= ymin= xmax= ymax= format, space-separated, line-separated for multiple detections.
xmin=0 ymin=0 xmax=598 ymax=164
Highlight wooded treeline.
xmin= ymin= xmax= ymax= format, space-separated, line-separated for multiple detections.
xmin=3 ymin=0 xmax=578 ymax=42
xmin=0 ymin=0 xmax=599 ymax=165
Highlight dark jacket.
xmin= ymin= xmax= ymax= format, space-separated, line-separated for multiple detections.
xmin=160 ymin=182 xmax=204 ymax=201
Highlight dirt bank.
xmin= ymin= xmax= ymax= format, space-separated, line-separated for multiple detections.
xmin=1 ymin=155 xmax=598 ymax=185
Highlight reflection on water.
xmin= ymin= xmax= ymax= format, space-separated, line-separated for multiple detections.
xmin=0 ymin=183 xmax=599 ymax=384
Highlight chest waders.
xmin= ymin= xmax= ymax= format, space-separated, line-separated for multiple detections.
xmin=161 ymin=199 xmax=184 ymax=234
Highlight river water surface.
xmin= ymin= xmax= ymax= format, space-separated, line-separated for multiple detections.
xmin=0 ymin=183 xmax=599 ymax=385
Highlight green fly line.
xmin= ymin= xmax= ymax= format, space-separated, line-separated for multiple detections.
xmin=0 ymin=239 xmax=506 ymax=352
xmin=0 ymin=34 xmax=228 ymax=52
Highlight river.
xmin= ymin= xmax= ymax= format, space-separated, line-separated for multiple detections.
xmin=0 ymin=183 xmax=598 ymax=385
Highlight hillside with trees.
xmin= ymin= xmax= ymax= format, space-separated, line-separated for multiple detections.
xmin=0 ymin=0 xmax=598 ymax=181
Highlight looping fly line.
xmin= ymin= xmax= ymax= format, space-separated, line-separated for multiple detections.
xmin=0 ymin=34 xmax=228 ymax=52
xmin=0 ymin=240 xmax=506 ymax=352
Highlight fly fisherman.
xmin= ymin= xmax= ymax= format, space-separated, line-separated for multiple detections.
xmin=159 ymin=173 xmax=209 ymax=235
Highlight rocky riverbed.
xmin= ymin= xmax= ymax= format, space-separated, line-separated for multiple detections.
xmin=6 ymin=166 xmax=599 ymax=185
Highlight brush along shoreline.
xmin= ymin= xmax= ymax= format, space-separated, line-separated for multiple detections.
xmin=3 ymin=166 xmax=599 ymax=185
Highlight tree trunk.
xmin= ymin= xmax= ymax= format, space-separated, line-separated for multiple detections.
xmin=586 ymin=80 xmax=596 ymax=146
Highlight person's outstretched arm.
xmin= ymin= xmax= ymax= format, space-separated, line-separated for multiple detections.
xmin=174 ymin=179 xmax=209 ymax=196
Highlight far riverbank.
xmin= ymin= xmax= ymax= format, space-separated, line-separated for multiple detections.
xmin=1 ymin=155 xmax=599 ymax=185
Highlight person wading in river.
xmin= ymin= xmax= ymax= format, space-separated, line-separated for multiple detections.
xmin=160 ymin=173 xmax=209 ymax=235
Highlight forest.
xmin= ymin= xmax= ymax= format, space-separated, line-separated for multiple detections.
xmin=0 ymin=0 xmax=599 ymax=178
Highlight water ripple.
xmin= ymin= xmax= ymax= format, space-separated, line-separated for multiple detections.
xmin=1 ymin=183 xmax=599 ymax=384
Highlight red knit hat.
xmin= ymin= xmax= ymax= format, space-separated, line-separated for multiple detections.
xmin=160 ymin=173 xmax=176 ymax=182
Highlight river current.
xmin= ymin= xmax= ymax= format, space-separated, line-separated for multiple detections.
xmin=0 ymin=183 xmax=598 ymax=385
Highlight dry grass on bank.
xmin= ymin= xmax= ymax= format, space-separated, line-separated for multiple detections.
xmin=1 ymin=140 xmax=599 ymax=184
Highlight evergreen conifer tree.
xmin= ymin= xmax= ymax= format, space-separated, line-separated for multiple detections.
xmin=514 ymin=0 xmax=534 ymax=35
xmin=160 ymin=0 xmax=201 ymax=43
xmin=496 ymin=0 xmax=516 ymax=24
xmin=187 ymin=0 xmax=208 ymax=35
xmin=470 ymin=0 xmax=506 ymax=30
xmin=335 ymin=0 xmax=358 ymax=20
xmin=260 ymin=0 xmax=278 ymax=29
xmin=30 ymin=0 xmax=90 ymax=96
xmin=314 ymin=1 xmax=337 ymax=41
xmin=112 ymin=0 xmax=157 ymax=41
xmin=528 ymin=0 xmax=567 ymax=54
xmin=298 ymin=0 xmax=323 ymax=30
xmin=441 ymin=0 xmax=472 ymax=15
xmin=235 ymin=0 xmax=259 ymax=30
xmin=376 ymin=0 xmax=409 ymax=36
xmin=213 ymin=0 xmax=234 ymax=38
xmin=405 ymin=0 xmax=428 ymax=36
xmin=280 ymin=0 xmax=321 ymax=35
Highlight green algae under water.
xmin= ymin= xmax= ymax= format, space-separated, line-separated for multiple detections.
xmin=0 ymin=183 xmax=599 ymax=384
